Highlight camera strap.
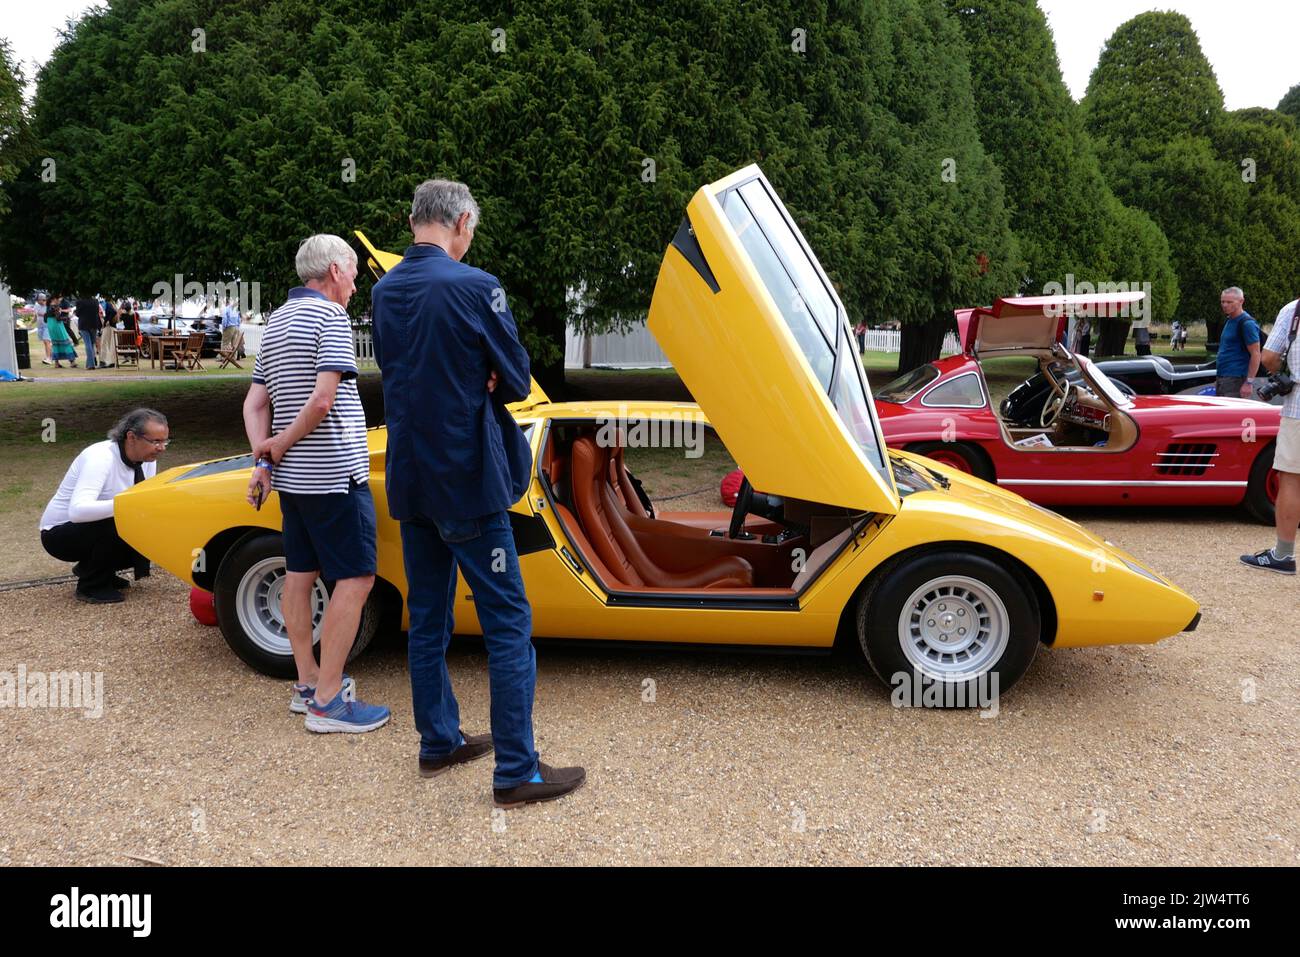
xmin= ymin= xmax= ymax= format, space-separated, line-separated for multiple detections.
xmin=1284 ymin=302 xmax=1299 ymax=376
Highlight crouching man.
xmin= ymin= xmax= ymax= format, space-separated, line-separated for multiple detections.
xmin=39 ymin=408 xmax=167 ymax=603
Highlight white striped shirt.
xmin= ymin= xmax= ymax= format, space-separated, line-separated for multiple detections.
xmin=253 ymin=287 xmax=368 ymax=493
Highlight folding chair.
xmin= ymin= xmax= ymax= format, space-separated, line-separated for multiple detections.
xmin=169 ymin=331 xmax=206 ymax=371
xmin=217 ymin=330 xmax=245 ymax=369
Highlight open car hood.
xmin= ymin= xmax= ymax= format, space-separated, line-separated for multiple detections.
xmin=646 ymin=166 xmax=899 ymax=514
xmin=353 ymin=230 xmax=550 ymax=413
xmin=958 ymin=291 xmax=1146 ymax=357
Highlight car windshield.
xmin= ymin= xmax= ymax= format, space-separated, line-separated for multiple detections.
xmin=1075 ymin=356 xmax=1131 ymax=406
xmin=719 ymin=177 xmax=888 ymax=477
xmin=875 ymin=365 xmax=940 ymax=403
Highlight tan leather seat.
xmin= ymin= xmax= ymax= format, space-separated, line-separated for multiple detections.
xmin=571 ymin=437 xmax=753 ymax=589
xmin=608 ymin=444 xmax=651 ymax=518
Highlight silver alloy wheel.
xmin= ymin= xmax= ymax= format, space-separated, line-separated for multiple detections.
xmin=897 ymin=575 xmax=1009 ymax=681
xmin=234 ymin=556 xmax=328 ymax=656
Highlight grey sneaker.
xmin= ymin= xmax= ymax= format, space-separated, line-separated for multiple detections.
xmin=1239 ymin=549 xmax=1296 ymax=575
xmin=289 ymin=674 xmax=356 ymax=714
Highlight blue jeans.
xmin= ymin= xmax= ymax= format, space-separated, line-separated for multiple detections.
xmin=85 ymin=331 xmax=97 ymax=369
xmin=400 ymin=510 xmax=539 ymax=788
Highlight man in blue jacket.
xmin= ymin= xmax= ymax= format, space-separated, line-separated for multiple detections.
xmin=371 ymin=179 xmax=584 ymax=808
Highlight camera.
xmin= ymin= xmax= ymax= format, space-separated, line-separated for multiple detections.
xmin=1256 ymin=371 xmax=1295 ymax=402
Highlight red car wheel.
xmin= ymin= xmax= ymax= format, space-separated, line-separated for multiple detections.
xmin=1244 ymin=444 xmax=1278 ymax=524
xmin=906 ymin=442 xmax=995 ymax=483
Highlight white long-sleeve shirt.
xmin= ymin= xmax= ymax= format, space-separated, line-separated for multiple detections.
xmin=39 ymin=440 xmax=157 ymax=531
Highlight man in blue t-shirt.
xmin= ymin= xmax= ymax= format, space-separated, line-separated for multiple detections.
xmin=1216 ymin=286 xmax=1261 ymax=398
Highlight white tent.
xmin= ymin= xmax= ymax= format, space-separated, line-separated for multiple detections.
xmin=0 ymin=284 xmax=18 ymax=378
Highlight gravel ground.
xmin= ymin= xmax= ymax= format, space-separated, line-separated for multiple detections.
xmin=1 ymin=505 xmax=1296 ymax=866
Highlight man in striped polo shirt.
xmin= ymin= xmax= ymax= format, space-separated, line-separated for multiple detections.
xmin=242 ymin=234 xmax=390 ymax=732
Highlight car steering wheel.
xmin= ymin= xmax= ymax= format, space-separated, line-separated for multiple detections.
xmin=1040 ymin=379 xmax=1072 ymax=428
xmin=728 ymin=476 xmax=755 ymax=539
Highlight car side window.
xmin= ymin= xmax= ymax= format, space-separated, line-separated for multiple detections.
xmin=921 ymin=373 xmax=985 ymax=408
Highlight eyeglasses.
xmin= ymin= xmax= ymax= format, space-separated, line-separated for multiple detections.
xmin=130 ymin=431 xmax=171 ymax=449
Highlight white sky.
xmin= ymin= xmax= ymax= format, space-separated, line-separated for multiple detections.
xmin=3 ymin=1 xmax=1299 ymax=110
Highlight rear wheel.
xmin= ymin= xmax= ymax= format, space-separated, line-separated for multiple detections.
xmin=213 ymin=532 xmax=380 ymax=678
xmin=906 ymin=441 xmax=995 ymax=483
xmin=856 ymin=551 xmax=1040 ymax=704
xmin=1243 ymin=443 xmax=1278 ymax=525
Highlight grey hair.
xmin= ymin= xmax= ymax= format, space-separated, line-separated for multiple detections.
xmin=410 ymin=179 xmax=480 ymax=230
xmin=295 ymin=233 xmax=357 ymax=282
xmin=108 ymin=408 xmax=168 ymax=443
xmin=1222 ymin=286 xmax=1244 ymax=299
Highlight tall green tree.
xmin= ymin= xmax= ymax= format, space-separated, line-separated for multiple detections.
xmin=876 ymin=0 xmax=1019 ymax=371
xmin=1080 ymin=11 xmax=1300 ymax=344
xmin=0 ymin=0 xmax=1021 ymax=384
xmin=947 ymin=0 xmax=1178 ymax=353
xmin=1278 ymin=83 xmax=1300 ymax=124
xmin=0 ymin=39 xmax=29 ymax=228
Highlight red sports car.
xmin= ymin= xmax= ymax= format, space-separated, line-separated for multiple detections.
xmin=874 ymin=293 xmax=1282 ymax=523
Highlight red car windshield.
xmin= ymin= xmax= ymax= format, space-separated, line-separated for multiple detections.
xmin=875 ymin=365 xmax=939 ymax=403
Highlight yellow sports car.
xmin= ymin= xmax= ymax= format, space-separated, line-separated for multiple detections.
xmin=115 ymin=166 xmax=1200 ymax=700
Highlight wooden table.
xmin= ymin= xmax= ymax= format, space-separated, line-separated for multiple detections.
xmin=147 ymin=335 xmax=187 ymax=370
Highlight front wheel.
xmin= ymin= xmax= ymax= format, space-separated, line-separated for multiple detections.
xmin=1243 ymin=443 xmax=1278 ymax=525
xmin=213 ymin=533 xmax=380 ymax=678
xmin=856 ymin=551 xmax=1040 ymax=705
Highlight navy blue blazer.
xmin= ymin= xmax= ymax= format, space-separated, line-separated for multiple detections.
xmin=371 ymin=244 xmax=533 ymax=524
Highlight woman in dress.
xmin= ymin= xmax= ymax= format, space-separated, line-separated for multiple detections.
xmin=34 ymin=293 xmax=53 ymax=364
xmin=45 ymin=294 xmax=78 ymax=368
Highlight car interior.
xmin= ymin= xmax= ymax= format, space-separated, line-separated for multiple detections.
xmin=995 ymin=347 xmax=1138 ymax=454
xmin=537 ymin=422 xmax=871 ymax=597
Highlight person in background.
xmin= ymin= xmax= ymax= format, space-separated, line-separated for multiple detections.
xmin=1215 ymin=287 xmax=1261 ymax=398
xmin=1069 ymin=314 xmax=1091 ymax=358
xmin=117 ymin=298 xmax=143 ymax=348
xmin=97 ymin=297 xmax=117 ymax=368
xmin=34 ymin=293 xmax=53 ymax=365
xmin=1170 ymin=319 xmax=1184 ymax=352
xmin=46 ymin=294 xmax=77 ymax=368
xmin=39 ymin=408 xmax=167 ymax=603
xmin=221 ymin=299 xmax=242 ymax=354
xmin=75 ymin=296 xmax=102 ymax=371
xmin=1131 ymin=313 xmax=1152 ymax=356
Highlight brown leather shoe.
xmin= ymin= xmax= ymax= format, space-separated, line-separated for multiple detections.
xmin=493 ymin=761 xmax=586 ymax=808
xmin=418 ymin=731 xmax=493 ymax=778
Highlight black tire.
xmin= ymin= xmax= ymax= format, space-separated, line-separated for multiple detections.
xmin=906 ymin=441 xmax=996 ymax=483
xmin=213 ymin=532 xmax=380 ymax=678
xmin=856 ymin=550 xmax=1040 ymax=705
xmin=1243 ymin=443 xmax=1277 ymax=525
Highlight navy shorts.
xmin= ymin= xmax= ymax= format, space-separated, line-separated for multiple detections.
xmin=278 ymin=480 xmax=377 ymax=581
